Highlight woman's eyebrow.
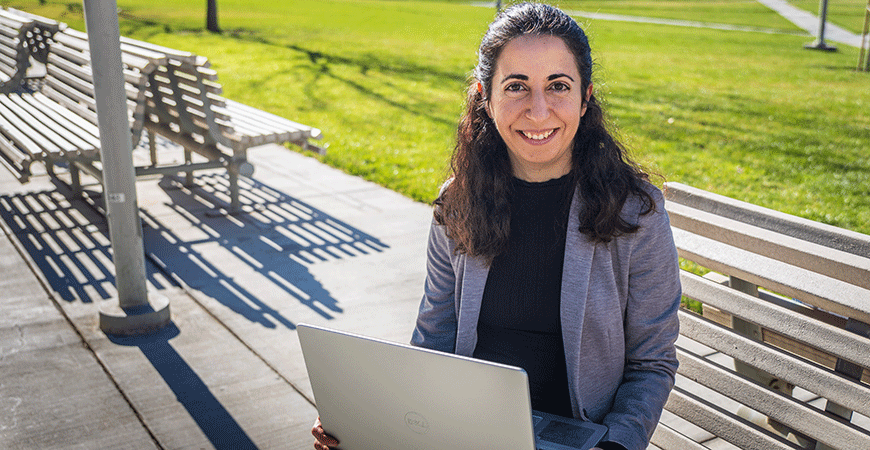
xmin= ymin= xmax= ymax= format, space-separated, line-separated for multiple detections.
xmin=548 ymin=73 xmax=574 ymax=81
xmin=499 ymin=73 xmax=575 ymax=83
xmin=500 ymin=74 xmax=528 ymax=83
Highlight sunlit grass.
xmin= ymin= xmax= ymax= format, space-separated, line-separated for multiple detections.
xmin=3 ymin=0 xmax=868 ymax=236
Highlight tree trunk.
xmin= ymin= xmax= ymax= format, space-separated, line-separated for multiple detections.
xmin=206 ymin=0 xmax=220 ymax=32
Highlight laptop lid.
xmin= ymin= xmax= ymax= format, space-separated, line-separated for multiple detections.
xmin=297 ymin=323 xmax=606 ymax=450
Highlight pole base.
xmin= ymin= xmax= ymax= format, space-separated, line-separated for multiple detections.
xmin=804 ymin=41 xmax=837 ymax=52
xmin=99 ymin=293 xmax=171 ymax=336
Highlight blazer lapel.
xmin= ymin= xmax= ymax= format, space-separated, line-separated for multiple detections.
xmin=454 ymin=254 xmax=489 ymax=356
xmin=560 ymin=190 xmax=595 ymax=417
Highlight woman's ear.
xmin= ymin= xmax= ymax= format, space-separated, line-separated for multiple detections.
xmin=477 ymin=82 xmax=492 ymax=117
xmin=580 ymin=83 xmax=593 ymax=117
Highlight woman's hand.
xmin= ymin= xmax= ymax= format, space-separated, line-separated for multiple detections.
xmin=311 ymin=417 xmax=339 ymax=450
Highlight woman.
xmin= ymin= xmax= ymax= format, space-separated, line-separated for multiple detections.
xmin=314 ymin=3 xmax=680 ymax=450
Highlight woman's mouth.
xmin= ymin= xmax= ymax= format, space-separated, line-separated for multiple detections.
xmin=520 ymin=129 xmax=556 ymax=141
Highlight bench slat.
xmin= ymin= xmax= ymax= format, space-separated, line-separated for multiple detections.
xmin=41 ymin=80 xmax=97 ymax=122
xmin=672 ymin=228 xmax=870 ymax=324
xmin=0 ymin=99 xmax=61 ymax=156
xmin=665 ymin=387 xmax=801 ymax=450
xmin=16 ymin=93 xmax=100 ymax=151
xmin=678 ymin=306 xmax=870 ymax=419
xmin=649 ymin=424 xmax=708 ymax=450
xmin=118 ymin=34 xmax=198 ymax=64
xmin=665 ymin=182 xmax=870 ymax=258
xmin=0 ymin=137 xmax=31 ymax=181
xmin=225 ymin=99 xmax=318 ymax=137
xmin=0 ymin=94 xmax=84 ymax=154
xmin=667 ymin=201 xmax=870 ymax=290
xmin=0 ymin=128 xmax=28 ymax=167
xmin=676 ymin=340 xmax=870 ymax=449
xmin=31 ymin=91 xmax=99 ymax=138
xmin=682 ymin=271 xmax=870 ymax=372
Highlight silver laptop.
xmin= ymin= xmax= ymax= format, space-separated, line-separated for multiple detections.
xmin=298 ymin=323 xmax=607 ymax=450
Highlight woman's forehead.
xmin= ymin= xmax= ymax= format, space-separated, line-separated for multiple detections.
xmin=494 ymin=35 xmax=579 ymax=80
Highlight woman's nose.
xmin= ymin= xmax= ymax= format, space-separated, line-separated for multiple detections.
xmin=525 ymin=89 xmax=550 ymax=121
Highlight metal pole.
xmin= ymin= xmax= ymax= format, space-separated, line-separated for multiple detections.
xmin=805 ymin=0 xmax=837 ymax=51
xmin=83 ymin=0 xmax=169 ymax=335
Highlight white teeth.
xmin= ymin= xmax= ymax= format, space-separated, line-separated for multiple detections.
xmin=522 ymin=130 xmax=554 ymax=140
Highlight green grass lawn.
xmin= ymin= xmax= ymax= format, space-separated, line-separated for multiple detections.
xmin=3 ymin=0 xmax=869 ymax=237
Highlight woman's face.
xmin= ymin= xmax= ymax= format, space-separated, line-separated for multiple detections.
xmin=486 ymin=35 xmax=591 ymax=182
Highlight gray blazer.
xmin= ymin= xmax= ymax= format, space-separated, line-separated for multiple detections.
xmin=411 ymin=183 xmax=681 ymax=450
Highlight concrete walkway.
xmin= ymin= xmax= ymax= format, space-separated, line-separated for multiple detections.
xmin=756 ymin=0 xmax=863 ymax=47
xmin=0 ymin=141 xmax=433 ymax=449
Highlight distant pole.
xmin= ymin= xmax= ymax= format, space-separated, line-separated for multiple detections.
xmin=805 ymin=0 xmax=837 ymax=51
xmin=206 ymin=0 xmax=220 ymax=33
xmin=496 ymin=1 xmax=501 ymax=12
xmin=82 ymin=0 xmax=170 ymax=335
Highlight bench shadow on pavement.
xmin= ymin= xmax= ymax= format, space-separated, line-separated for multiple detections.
xmin=0 ymin=172 xmax=390 ymax=329
xmin=146 ymin=172 xmax=390 ymax=329
xmin=0 ymin=185 xmax=255 ymax=448
xmin=0 ymin=173 xmax=389 ymax=448
xmin=0 ymin=184 xmax=176 ymax=302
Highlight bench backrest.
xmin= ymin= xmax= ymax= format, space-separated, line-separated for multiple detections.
xmin=40 ymin=26 xmax=162 ymax=151
xmin=0 ymin=9 xmax=57 ymax=92
xmin=658 ymin=182 xmax=870 ymax=450
xmin=118 ymin=37 xmax=323 ymax=155
xmin=113 ymin=36 xmax=231 ymax=151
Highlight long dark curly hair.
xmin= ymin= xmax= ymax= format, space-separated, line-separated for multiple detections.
xmin=435 ymin=2 xmax=655 ymax=262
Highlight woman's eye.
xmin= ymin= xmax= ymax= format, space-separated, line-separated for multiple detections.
xmin=550 ymin=82 xmax=570 ymax=92
xmin=505 ymin=83 xmax=526 ymax=93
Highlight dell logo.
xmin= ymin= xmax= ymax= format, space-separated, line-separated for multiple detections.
xmin=404 ymin=412 xmax=430 ymax=434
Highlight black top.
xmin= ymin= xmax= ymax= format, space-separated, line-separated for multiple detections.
xmin=473 ymin=173 xmax=575 ymax=417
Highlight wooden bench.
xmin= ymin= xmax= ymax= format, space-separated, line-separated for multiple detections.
xmin=112 ymin=30 xmax=324 ymax=212
xmin=0 ymin=16 xmax=155 ymax=186
xmin=0 ymin=11 xmax=323 ymax=213
xmin=650 ymin=182 xmax=870 ymax=450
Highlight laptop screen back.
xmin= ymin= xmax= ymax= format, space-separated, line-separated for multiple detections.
xmin=298 ymin=323 xmax=538 ymax=450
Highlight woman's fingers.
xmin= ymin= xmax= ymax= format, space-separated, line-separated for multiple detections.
xmin=311 ymin=417 xmax=340 ymax=448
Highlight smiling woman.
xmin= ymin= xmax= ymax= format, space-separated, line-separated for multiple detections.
xmin=313 ymin=3 xmax=682 ymax=450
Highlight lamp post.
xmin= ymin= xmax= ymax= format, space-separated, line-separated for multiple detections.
xmin=83 ymin=0 xmax=170 ymax=335
xmin=805 ymin=0 xmax=837 ymax=51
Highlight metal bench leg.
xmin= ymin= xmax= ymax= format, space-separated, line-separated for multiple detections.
xmin=184 ymin=148 xmax=194 ymax=187
xmin=149 ymin=130 xmax=158 ymax=166
xmin=226 ymin=159 xmax=253 ymax=214
xmin=228 ymin=163 xmax=240 ymax=213
xmin=70 ymin=162 xmax=82 ymax=198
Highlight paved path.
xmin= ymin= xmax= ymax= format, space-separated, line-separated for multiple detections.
xmin=0 ymin=141 xmax=432 ymax=449
xmin=475 ymin=0 xmax=864 ymax=47
xmin=564 ymin=9 xmax=808 ymax=37
xmin=756 ymin=0 xmax=863 ymax=47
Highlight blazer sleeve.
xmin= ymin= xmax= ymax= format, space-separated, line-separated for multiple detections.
xmin=602 ymin=189 xmax=682 ymax=450
xmin=410 ymin=217 xmax=459 ymax=353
